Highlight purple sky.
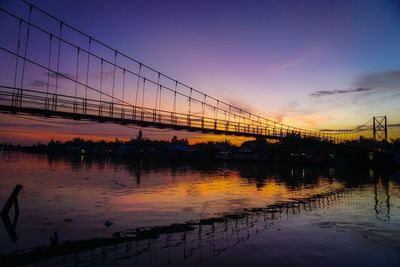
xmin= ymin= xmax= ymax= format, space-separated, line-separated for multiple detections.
xmin=0 ymin=0 xmax=399 ymax=144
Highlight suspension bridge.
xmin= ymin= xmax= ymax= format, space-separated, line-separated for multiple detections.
xmin=0 ymin=1 xmax=398 ymax=143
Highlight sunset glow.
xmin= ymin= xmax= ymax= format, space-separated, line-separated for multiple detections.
xmin=0 ymin=0 xmax=399 ymax=144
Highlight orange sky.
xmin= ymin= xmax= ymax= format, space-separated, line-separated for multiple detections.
xmin=0 ymin=113 xmax=253 ymax=145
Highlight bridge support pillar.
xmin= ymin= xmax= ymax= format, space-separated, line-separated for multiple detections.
xmin=373 ymin=116 xmax=387 ymax=141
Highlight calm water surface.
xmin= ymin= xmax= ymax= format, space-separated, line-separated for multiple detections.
xmin=0 ymin=152 xmax=399 ymax=266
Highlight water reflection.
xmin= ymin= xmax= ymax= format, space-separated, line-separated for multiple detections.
xmin=2 ymin=186 xmax=395 ymax=266
xmin=44 ymin=153 xmax=377 ymax=188
xmin=0 ymin=184 xmax=23 ymax=242
xmin=373 ymin=177 xmax=392 ymax=221
xmin=0 ymin=152 xmax=399 ymax=266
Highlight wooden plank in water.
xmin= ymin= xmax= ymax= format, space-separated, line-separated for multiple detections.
xmin=1 ymin=184 xmax=23 ymax=215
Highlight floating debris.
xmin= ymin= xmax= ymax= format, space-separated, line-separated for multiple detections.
xmin=104 ymin=220 xmax=114 ymax=227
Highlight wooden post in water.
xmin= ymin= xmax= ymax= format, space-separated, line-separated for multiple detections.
xmin=1 ymin=184 xmax=23 ymax=215
xmin=1 ymin=184 xmax=23 ymax=242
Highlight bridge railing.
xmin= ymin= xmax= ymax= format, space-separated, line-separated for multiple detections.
xmin=0 ymin=86 xmax=270 ymax=136
xmin=0 ymin=85 xmax=338 ymax=141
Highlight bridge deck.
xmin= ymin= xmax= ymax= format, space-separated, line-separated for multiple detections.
xmin=0 ymin=86 xmax=304 ymax=139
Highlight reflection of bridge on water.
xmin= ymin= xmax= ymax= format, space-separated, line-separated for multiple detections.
xmin=1 ymin=183 xmax=393 ymax=267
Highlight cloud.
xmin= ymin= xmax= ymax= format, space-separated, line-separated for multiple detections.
xmin=0 ymin=122 xmax=60 ymax=130
xmin=356 ymin=70 xmax=400 ymax=90
xmin=46 ymin=71 xmax=74 ymax=80
xmin=273 ymin=101 xmax=299 ymax=123
xmin=266 ymin=46 xmax=327 ymax=74
xmin=90 ymin=71 xmax=114 ymax=80
xmin=319 ymin=128 xmax=353 ymax=132
xmin=29 ymin=79 xmax=50 ymax=87
xmin=29 ymin=71 xmax=75 ymax=88
xmin=270 ymin=101 xmax=331 ymax=128
xmin=29 ymin=79 xmax=61 ymax=89
xmin=309 ymin=87 xmax=372 ymax=97
xmin=309 ymin=70 xmax=400 ymax=105
xmin=222 ymin=97 xmax=255 ymax=114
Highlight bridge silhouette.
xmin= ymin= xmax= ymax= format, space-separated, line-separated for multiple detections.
xmin=0 ymin=1 xmax=397 ymax=143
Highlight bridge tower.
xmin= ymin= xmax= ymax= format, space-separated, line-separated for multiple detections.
xmin=373 ymin=116 xmax=387 ymax=141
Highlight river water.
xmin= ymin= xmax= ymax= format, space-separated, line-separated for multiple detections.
xmin=0 ymin=152 xmax=399 ymax=266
